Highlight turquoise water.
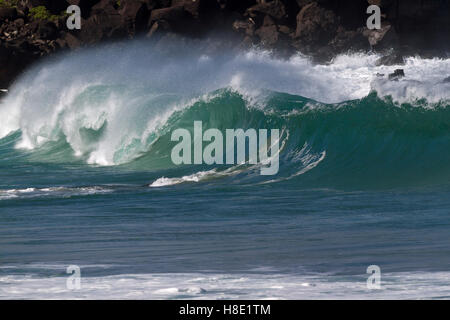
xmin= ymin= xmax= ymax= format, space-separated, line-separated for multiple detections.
xmin=1 ymin=42 xmax=450 ymax=299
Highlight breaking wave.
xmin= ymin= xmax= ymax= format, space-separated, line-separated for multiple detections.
xmin=0 ymin=39 xmax=449 ymax=189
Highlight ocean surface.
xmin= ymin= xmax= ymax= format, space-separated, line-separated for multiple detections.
xmin=1 ymin=40 xmax=450 ymax=299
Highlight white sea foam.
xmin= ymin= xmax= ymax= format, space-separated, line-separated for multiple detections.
xmin=0 ymin=40 xmax=448 ymax=166
xmin=150 ymin=170 xmax=218 ymax=187
xmin=149 ymin=166 xmax=246 ymax=187
xmin=370 ymin=56 xmax=450 ymax=104
xmin=2 ymin=270 xmax=450 ymax=300
xmin=0 ymin=186 xmax=113 ymax=200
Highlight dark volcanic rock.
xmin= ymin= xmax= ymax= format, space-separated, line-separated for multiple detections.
xmin=1 ymin=0 xmax=450 ymax=88
xmin=363 ymin=23 xmax=399 ymax=50
xmin=0 ymin=43 xmax=39 ymax=88
xmin=171 ymin=0 xmax=201 ymax=18
xmin=150 ymin=5 xmax=185 ymax=22
xmin=37 ymin=20 xmax=58 ymax=40
xmin=246 ymin=0 xmax=286 ymax=21
xmin=330 ymin=28 xmax=368 ymax=54
xmin=63 ymin=31 xmax=82 ymax=48
xmin=294 ymin=2 xmax=338 ymax=47
xmin=76 ymin=0 xmax=128 ymax=42
xmin=119 ymin=0 xmax=150 ymax=34
xmin=388 ymin=69 xmax=405 ymax=81
xmin=255 ymin=15 xmax=279 ymax=46
xmin=148 ymin=5 xmax=186 ymax=34
xmin=232 ymin=19 xmax=256 ymax=37
xmin=0 ymin=7 xmax=17 ymax=21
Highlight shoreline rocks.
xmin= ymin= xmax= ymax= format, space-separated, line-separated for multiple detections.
xmin=1 ymin=0 xmax=449 ymax=88
xmin=388 ymin=68 xmax=405 ymax=81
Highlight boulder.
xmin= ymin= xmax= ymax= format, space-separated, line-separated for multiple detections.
xmin=63 ymin=31 xmax=82 ymax=48
xmin=5 ymin=38 xmax=32 ymax=50
xmin=66 ymin=0 xmax=105 ymax=18
xmin=277 ymin=24 xmax=292 ymax=35
xmin=255 ymin=15 xmax=279 ymax=46
xmin=232 ymin=18 xmax=256 ymax=37
xmin=146 ymin=20 xmax=160 ymax=37
xmin=0 ymin=7 xmax=17 ymax=21
xmin=14 ymin=18 xmax=25 ymax=27
xmin=16 ymin=0 xmax=47 ymax=10
xmin=367 ymin=0 xmax=394 ymax=7
xmin=77 ymin=0 xmax=128 ymax=40
xmin=171 ymin=0 xmax=201 ymax=18
xmin=363 ymin=22 xmax=398 ymax=49
xmin=246 ymin=0 xmax=286 ymax=21
xmin=296 ymin=0 xmax=315 ymax=7
xmin=295 ymin=2 xmax=338 ymax=47
xmin=78 ymin=4 xmax=128 ymax=43
xmin=37 ymin=20 xmax=58 ymax=40
xmin=91 ymin=0 xmax=117 ymax=15
xmin=388 ymin=69 xmax=405 ymax=81
xmin=216 ymin=0 xmax=258 ymax=12
xmin=143 ymin=0 xmax=158 ymax=10
xmin=119 ymin=0 xmax=150 ymax=33
xmin=150 ymin=5 xmax=185 ymax=22
xmin=330 ymin=28 xmax=368 ymax=53
xmin=19 ymin=0 xmax=70 ymax=14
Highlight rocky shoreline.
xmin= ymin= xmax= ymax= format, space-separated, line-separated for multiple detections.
xmin=1 ymin=0 xmax=449 ymax=89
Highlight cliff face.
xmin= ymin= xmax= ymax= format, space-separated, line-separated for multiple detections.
xmin=1 ymin=0 xmax=449 ymax=87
